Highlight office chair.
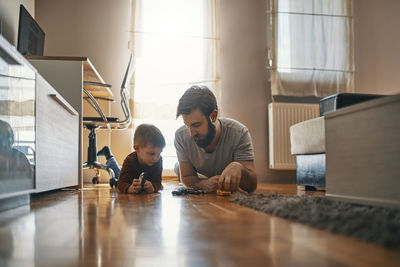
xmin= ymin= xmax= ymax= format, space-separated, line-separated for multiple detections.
xmin=82 ymin=55 xmax=134 ymax=187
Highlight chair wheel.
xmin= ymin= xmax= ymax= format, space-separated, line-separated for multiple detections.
xmin=92 ymin=177 xmax=99 ymax=184
xmin=109 ymin=178 xmax=117 ymax=188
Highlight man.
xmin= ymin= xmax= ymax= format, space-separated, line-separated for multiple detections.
xmin=174 ymin=85 xmax=257 ymax=193
xmin=0 ymin=120 xmax=33 ymax=179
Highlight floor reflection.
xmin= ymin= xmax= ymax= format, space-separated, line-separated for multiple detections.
xmin=81 ymin=188 xmax=121 ymax=266
xmin=0 ymin=183 xmax=399 ymax=267
xmin=0 ymin=209 xmax=35 ymax=266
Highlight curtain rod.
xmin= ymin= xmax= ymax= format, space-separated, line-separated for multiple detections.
xmin=267 ymin=10 xmax=353 ymax=18
xmin=267 ymin=66 xmax=354 ymax=73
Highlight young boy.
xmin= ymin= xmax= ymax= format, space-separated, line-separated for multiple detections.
xmin=117 ymin=124 xmax=165 ymax=194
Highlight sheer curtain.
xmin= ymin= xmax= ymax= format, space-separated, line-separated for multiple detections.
xmin=130 ymin=0 xmax=219 ymax=170
xmin=268 ymin=0 xmax=354 ymax=97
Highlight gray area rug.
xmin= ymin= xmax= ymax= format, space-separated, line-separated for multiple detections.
xmin=231 ymin=193 xmax=400 ymax=248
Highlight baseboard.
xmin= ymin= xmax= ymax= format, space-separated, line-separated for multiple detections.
xmin=162 ymin=176 xmax=178 ymax=181
xmin=326 ymin=193 xmax=400 ymax=208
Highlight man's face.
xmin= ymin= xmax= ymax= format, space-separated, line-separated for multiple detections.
xmin=182 ymin=109 xmax=216 ymax=148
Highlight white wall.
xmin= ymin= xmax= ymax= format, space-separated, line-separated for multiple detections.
xmin=35 ymin=0 xmax=132 ymax=182
xmin=354 ymin=0 xmax=400 ymax=95
xmin=219 ymin=0 xmax=296 ymax=183
xmin=0 ymin=0 xmax=34 ymax=45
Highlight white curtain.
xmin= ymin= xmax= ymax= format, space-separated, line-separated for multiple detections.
xmin=131 ymin=0 xmax=219 ymax=169
xmin=269 ymin=0 xmax=354 ymax=97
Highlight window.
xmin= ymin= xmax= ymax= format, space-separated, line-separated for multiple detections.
xmin=131 ymin=0 xmax=219 ymax=170
xmin=268 ymin=0 xmax=354 ymax=97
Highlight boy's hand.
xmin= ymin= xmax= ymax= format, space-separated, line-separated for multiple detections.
xmin=128 ymin=179 xmax=142 ymax=194
xmin=143 ymin=180 xmax=155 ymax=193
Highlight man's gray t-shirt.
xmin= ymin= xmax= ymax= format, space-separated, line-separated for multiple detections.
xmin=174 ymin=117 xmax=254 ymax=178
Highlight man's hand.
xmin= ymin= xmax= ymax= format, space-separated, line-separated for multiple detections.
xmin=127 ymin=179 xmax=142 ymax=194
xmin=179 ymin=159 xmax=257 ymax=194
xmin=197 ymin=175 xmax=219 ymax=193
xmin=218 ymin=162 xmax=243 ymax=192
xmin=143 ymin=180 xmax=155 ymax=193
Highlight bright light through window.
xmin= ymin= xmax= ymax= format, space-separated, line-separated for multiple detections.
xmin=277 ymin=0 xmax=291 ymax=73
xmin=132 ymin=0 xmax=218 ymax=169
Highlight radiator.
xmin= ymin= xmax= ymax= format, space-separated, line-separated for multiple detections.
xmin=268 ymin=102 xmax=320 ymax=170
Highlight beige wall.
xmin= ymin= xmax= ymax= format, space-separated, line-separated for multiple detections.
xmin=29 ymin=0 xmax=400 ymax=184
xmin=219 ymin=0 xmax=296 ymax=183
xmin=34 ymin=0 xmax=296 ymax=184
xmin=35 ymin=0 xmax=132 ymax=182
xmin=354 ymin=0 xmax=400 ymax=95
xmin=0 ymin=0 xmax=34 ymax=45
xmin=219 ymin=0 xmax=400 ymax=183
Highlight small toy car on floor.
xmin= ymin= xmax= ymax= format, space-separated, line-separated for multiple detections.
xmin=172 ymin=187 xmax=206 ymax=195
xmin=216 ymin=189 xmax=231 ymax=196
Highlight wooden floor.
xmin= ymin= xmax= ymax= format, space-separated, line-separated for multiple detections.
xmin=0 ymin=181 xmax=399 ymax=267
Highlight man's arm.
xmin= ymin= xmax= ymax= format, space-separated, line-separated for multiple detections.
xmin=179 ymin=161 xmax=219 ymax=192
xmin=218 ymin=160 xmax=257 ymax=193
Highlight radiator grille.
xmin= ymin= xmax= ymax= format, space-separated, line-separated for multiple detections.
xmin=268 ymin=102 xmax=320 ymax=170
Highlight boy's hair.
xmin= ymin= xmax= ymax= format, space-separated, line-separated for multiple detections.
xmin=176 ymin=85 xmax=218 ymax=118
xmin=134 ymin=124 xmax=166 ymax=148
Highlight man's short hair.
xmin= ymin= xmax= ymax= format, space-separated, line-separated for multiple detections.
xmin=176 ymin=85 xmax=218 ymax=118
xmin=134 ymin=124 xmax=166 ymax=148
xmin=0 ymin=120 xmax=14 ymax=148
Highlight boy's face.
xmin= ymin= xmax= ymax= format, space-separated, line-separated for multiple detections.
xmin=135 ymin=144 xmax=162 ymax=166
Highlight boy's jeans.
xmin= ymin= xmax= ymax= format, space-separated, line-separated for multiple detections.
xmin=106 ymin=157 xmax=120 ymax=180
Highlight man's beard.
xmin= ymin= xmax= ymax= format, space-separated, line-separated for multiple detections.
xmin=194 ymin=118 xmax=216 ymax=148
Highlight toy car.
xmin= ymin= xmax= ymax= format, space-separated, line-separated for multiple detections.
xmin=216 ymin=189 xmax=231 ymax=196
xmin=136 ymin=172 xmax=149 ymax=193
xmin=172 ymin=187 xmax=205 ymax=195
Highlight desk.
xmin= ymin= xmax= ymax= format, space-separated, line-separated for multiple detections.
xmin=26 ymin=56 xmax=113 ymax=99
xmin=27 ymin=56 xmax=113 ymax=187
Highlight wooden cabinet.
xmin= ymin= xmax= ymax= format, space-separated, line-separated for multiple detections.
xmin=35 ymin=74 xmax=79 ymax=192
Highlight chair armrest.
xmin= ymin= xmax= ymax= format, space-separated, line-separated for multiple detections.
xmin=83 ymin=81 xmax=112 ymax=88
xmin=82 ymin=87 xmax=110 ymax=130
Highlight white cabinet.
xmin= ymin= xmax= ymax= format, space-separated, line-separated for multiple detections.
xmin=35 ymin=74 xmax=79 ymax=192
xmin=0 ymin=35 xmax=36 ymax=203
xmin=0 ymin=34 xmax=79 ymax=209
xmin=325 ymin=95 xmax=400 ymax=207
xmin=27 ymin=56 xmax=113 ymax=187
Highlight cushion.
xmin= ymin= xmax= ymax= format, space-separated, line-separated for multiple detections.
xmin=290 ymin=116 xmax=325 ymax=155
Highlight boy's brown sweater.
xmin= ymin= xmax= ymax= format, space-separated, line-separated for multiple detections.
xmin=117 ymin=151 xmax=163 ymax=193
